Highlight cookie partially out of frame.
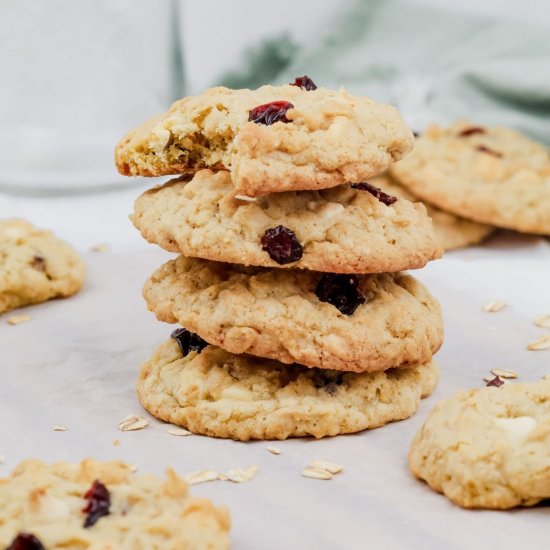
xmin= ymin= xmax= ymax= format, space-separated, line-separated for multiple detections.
xmin=138 ymin=337 xmax=439 ymax=441
xmin=409 ymin=378 xmax=550 ymax=509
xmin=391 ymin=121 xmax=550 ymax=235
xmin=0 ymin=219 xmax=85 ymax=314
xmin=132 ymin=169 xmax=442 ymax=274
xmin=0 ymin=458 xmax=230 ymax=549
xmin=143 ymin=256 xmax=443 ymax=373
xmin=116 ymin=82 xmax=414 ymax=197
xmin=371 ymin=173 xmax=495 ymax=251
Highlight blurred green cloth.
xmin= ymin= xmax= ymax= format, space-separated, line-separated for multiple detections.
xmin=221 ymin=0 xmax=550 ymax=145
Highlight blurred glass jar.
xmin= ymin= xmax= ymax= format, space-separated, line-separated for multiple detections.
xmin=0 ymin=0 xmax=182 ymax=193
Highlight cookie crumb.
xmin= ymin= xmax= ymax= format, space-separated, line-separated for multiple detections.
xmin=167 ymin=427 xmax=192 ymax=436
xmin=266 ymin=446 xmax=281 ymax=455
xmin=302 ymin=467 xmax=333 ymax=480
xmin=483 ymin=301 xmax=507 ymax=313
xmin=128 ymin=464 xmax=138 ymax=472
xmin=491 ymin=368 xmax=518 ymax=379
xmin=7 ymin=314 xmax=31 ymax=326
xmin=534 ymin=314 xmax=550 ymax=328
xmin=53 ymin=425 xmax=67 ymax=432
xmin=112 ymin=439 xmax=120 ymax=447
xmin=118 ymin=414 xmax=150 ymax=431
xmin=184 ymin=469 xmax=219 ymax=485
xmin=308 ymin=460 xmax=343 ymax=474
xmin=223 ymin=464 xmax=259 ymax=483
xmin=91 ymin=243 xmax=110 ymax=253
xmin=527 ymin=335 xmax=550 ymax=351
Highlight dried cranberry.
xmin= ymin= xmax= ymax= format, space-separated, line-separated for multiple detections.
xmin=458 ymin=127 xmax=486 ymax=137
xmin=315 ymin=274 xmax=366 ymax=316
xmin=83 ymin=480 xmax=110 ymax=528
xmin=171 ymin=328 xmax=208 ymax=357
xmin=312 ymin=370 xmax=344 ymax=396
xmin=7 ymin=533 xmax=45 ymax=550
xmin=486 ymin=376 xmax=504 ymax=388
xmin=290 ymin=76 xmax=317 ymax=91
xmin=248 ymin=101 xmax=294 ymax=125
xmin=30 ymin=256 xmax=46 ymax=272
xmin=476 ymin=145 xmax=502 ymax=158
xmin=261 ymin=225 xmax=303 ymax=265
xmin=351 ymin=182 xmax=398 ymax=206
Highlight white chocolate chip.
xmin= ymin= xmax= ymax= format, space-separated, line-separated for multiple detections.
xmin=494 ymin=416 xmax=537 ymax=439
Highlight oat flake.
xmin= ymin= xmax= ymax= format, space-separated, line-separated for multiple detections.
xmin=483 ymin=301 xmax=507 ymax=313
xmin=7 ymin=314 xmax=31 ymax=326
xmin=118 ymin=415 xmax=150 ymax=431
xmin=527 ymin=334 xmax=550 ymax=351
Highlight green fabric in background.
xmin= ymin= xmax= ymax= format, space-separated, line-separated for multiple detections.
xmin=220 ymin=0 xmax=550 ymax=145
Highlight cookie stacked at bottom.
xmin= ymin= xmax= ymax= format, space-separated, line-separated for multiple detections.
xmin=116 ymin=79 xmax=444 ymax=440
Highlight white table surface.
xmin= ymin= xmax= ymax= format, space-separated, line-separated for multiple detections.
xmin=1 ymin=187 xmax=550 ymax=549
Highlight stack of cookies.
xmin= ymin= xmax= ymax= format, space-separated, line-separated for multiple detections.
xmin=115 ymin=77 xmax=444 ymax=441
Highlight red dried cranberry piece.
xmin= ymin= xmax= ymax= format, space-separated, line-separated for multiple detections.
xmin=351 ymin=182 xmax=398 ymax=206
xmin=290 ymin=76 xmax=317 ymax=91
xmin=315 ymin=274 xmax=366 ymax=316
xmin=476 ymin=145 xmax=502 ymax=158
xmin=83 ymin=480 xmax=110 ymax=528
xmin=486 ymin=376 xmax=504 ymax=388
xmin=248 ymin=101 xmax=294 ymax=125
xmin=171 ymin=328 xmax=208 ymax=357
xmin=458 ymin=127 xmax=486 ymax=137
xmin=7 ymin=533 xmax=45 ymax=550
xmin=261 ymin=225 xmax=303 ymax=265
xmin=30 ymin=256 xmax=46 ymax=272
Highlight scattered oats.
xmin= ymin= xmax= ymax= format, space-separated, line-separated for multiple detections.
xmin=53 ymin=425 xmax=67 ymax=432
xmin=7 ymin=314 xmax=31 ymax=326
xmin=483 ymin=301 xmax=507 ymax=313
xmin=234 ymin=195 xmax=257 ymax=202
xmin=223 ymin=464 xmax=259 ymax=483
xmin=527 ymin=334 xmax=550 ymax=351
xmin=534 ymin=314 xmax=550 ymax=329
xmin=167 ymin=427 xmax=192 ymax=437
xmin=128 ymin=464 xmax=138 ymax=473
xmin=266 ymin=446 xmax=281 ymax=455
xmin=308 ymin=460 xmax=343 ymax=474
xmin=302 ymin=467 xmax=333 ymax=480
xmin=118 ymin=414 xmax=150 ymax=431
xmin=112 ymin=439 xmax=120 ymax=447
xmin=91 ymin=243 xmax=110 ymax=253
xmin=491 ymin=368 xmax=518 ymax=379
xmin=184 ymin=469 xmax=220 ymax=486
